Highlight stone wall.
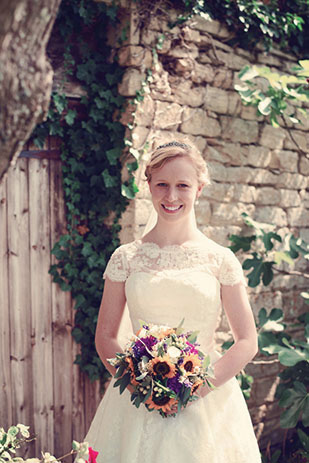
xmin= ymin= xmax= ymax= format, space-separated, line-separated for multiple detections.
xmin=112 ymin=2 xmax=309 ymax=447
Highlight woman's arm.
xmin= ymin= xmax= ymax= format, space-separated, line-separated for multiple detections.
xmin=200 ymin=282 xmax=258 ymax=397
xmin=95 ymin=277 xmax=127 ymax=377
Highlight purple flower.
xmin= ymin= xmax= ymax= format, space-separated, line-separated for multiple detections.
xmin=185 ymin=342 xmax=199 ymax=355
xmin=132 ymin=336 xmax=157 ymax=360
xmin=167 ymin=374 xmax=182 ymax=394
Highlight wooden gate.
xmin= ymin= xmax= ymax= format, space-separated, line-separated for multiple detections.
xmin=0 ymin=139 xmax=102 ymax=458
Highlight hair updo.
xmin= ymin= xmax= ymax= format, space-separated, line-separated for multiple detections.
xmin=144 ymin=141 xmax=210 ymax=186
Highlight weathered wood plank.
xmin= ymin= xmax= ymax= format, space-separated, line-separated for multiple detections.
xmin=50 ymin=159 xmax=74 ymax=457
xmin=0 ymin=174 xmax=13 ymax=428
xmin=29 ymin=158 xmax=54 ymax=455
xmin=84 ymin=377 xmax=102 ymax=433
xmin=72 ymin=341 xmax=86 ymax=443
xmin=7 ymin=159 xmax=34 ymax=448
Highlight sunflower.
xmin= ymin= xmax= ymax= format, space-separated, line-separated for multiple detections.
xmin=156 ymin=328 xmax=175 ymax=340
xmin=125 ymin=357 xmax=139 ymax=386
xmin=146 ymin=393 xmax=178 ymax=413
xmin=182 ymin=353 xmax=201 ymax=375
xmin=149 ymin=355 xmax=176 ymax=378
xmin=191 ymin=378 xmax=204 ymax=395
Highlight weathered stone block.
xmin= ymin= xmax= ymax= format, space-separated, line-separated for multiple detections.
xmin=207 ymin=161 xmax=228 ymax=182
xmin=198 ymin=53 xmax=212 ymax=64
xmin=213 ymin=68 xmax=233 ymax=89
xmin=270 ymin=150 xmax=298 ymax=173
xmin=227 ymin=92 xmax=242 ymax=116
xmin=153 ymin=101 xmax=183 ymax=130
xmin=132 ymin=126 xmax=149 ymax=149
xmin=300 ymin=155 xmax=309 ymax=175
xmin=134 ymin=94 xmax=155 ymax=127
xmin=219 ymin=142 xmax=248 ymax=165
xmin=221 ymin=117 xmax=259 ymax=144
xmin=196 ymin=200 xmax=211 ymax=225
xmin=276 ymin=172 xmax=307 ymax=189
xmin=257 ymin=52 xmax=282 ymax=67
xmin=284 ymin=130 xmax=308 ymax=152
xmin=280 ymin=189 xmax=301 ymax=207
xmin=174 ymin=58 xmax=194 ymax=77
xmin=260 ymin=125 xmax=286 ymax=149
xmin=201 ymin=225 xmax=242 ymax=246
xmin=204 ymin=86 xmax=229 ymax=114
xmin=168 ymin=45 xmax=199 ymax=60
xmin=118 ymin=68 xmax=145 ymax=96
xmin=181 ymin=107 xmax=221 ymax=137
xmin=255 ymin=187 xmax=280 ymax=205
xmin=188 ymin=17 xmax=230 ymax=39
xmin=287 ymin=208 xmax=308 ymax=227
xmin=118 ymin=46 xmax=152 ymax=68
xmin=173 ymin=81 xmax=205 ymax=107
xmin=206 ymin=146 xmax=233 ymax=165
xmin=211 ymin=203 xmax=255 ymax=226
xmin=254 ymin=206 xmax=287 ymax=227
xmin=209 ymin=49 xmax=249 ymax=71
xmin=250 ymin=290 xmax=283 ymax=313
xmin=246 ymin=146 xmax=272 ymax=168
xmin=182 ymin=26 xmax=201 ymax=43
xmin=192 ymin=63 xmax=215 ymax=84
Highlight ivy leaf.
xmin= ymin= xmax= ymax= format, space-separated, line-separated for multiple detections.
xmin=53 ymin=93 xmax=67 ymax=114
xmin=106 ymin=147 xmax=122 ymax=166
xmin=121 ymin=181 xmax=139 ymax=199
xmin=102 ymin=169 xmax=118 ymax=188
xmin=65 ymin=109 xmax=77 ymax=126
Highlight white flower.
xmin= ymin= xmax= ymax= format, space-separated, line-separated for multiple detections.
xmin=167 ymin=346 xmax=181 ymax=363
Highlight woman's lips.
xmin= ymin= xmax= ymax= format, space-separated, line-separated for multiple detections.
xmin=161 ymin=204 xmax=183 ymax=213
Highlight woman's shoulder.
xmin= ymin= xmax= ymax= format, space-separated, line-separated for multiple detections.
xmin=196 ymin=235 xmax=234 ymax=258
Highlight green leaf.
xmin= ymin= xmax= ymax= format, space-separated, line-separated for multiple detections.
xmin=229 ymin=235 xmax=255 ymax=253
xmin=106 ymin=147 xmax=121 ymax=166
xmin=102 ymin=169 xmax=118 ymax=188
xmin=297 ymin=428 xmax=309 ymax=452
xmin=65 ymin=109 xmax=77 ymax=126
xmin=187 ymin=331 xmax=199 ymax=343
xmin=274 ymin=251 xmax=295 ymax=266
xmin=262 ymin=232 xmax=281 ymax=251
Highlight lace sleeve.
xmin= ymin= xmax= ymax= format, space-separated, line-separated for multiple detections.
xmin=218 ymin=248 xmax=247 ymax=286
xmin=103 ymin=246 xmax=128 ymax=282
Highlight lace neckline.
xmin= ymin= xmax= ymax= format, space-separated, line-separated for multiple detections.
xmin=134 ymin=238 xmax=209 ymax=251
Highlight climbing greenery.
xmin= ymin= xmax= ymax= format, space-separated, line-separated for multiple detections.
xmin=32 ymin=0 xmax=139 ymax=382
xmin=176 ymin=0 xmax=309 ymax=57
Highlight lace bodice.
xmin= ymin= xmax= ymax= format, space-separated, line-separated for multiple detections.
xmin=103 ymin=238 xmax=246 ymax=353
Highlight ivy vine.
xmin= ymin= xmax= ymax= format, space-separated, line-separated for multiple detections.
xmin=32 ymin=0 xmax=139 ymax=382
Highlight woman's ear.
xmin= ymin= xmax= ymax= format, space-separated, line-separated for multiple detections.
xmin=196 ymin=183 xmax=204 ymax=199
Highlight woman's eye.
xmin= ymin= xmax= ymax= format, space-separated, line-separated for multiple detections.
xmin=157 ymin=183 xmax=167 ymax=187
xmin=178 ymin=184 xmax=189 ymax=188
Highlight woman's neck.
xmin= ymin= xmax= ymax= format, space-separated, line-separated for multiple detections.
xmin=143 ymin=218 xmax=203 ymax=247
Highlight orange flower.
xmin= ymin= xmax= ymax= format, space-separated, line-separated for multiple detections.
xmin=156 ymin=328 xmax=175 ymax=340
xmin=146 ymin=393 xmax=178 ymax=413
xmin=191 ymin=378 xmax=204 ymax=395
xmin=125 ymin=357 xmax=139 ymax=386
xmin=182 ymin=354 xmax=201 ymax=375
xmin=149 ymin=356 xmax=176 ymax=378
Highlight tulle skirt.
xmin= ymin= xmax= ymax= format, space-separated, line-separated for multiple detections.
xmin=83 ymin=351 xmax=261 ymax=463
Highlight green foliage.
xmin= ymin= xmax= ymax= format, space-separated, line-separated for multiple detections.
xmin=31 ymin=0 xmax=137 ymax=382
xmin=230 ymin=214 xmax=309 ymax=455
xmin=0 ymin=424 xmax=90 ymax=463
xmin=176 ymin=0 xmax=309 ymax=57
xmin=235 ymin=60 xmax=309 ymax=127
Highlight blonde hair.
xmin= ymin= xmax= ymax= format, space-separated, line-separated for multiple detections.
xmin=145 ymin=141 xmax=210 ymax=186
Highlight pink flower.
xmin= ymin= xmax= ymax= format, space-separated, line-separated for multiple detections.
xmin=88 ymin=447 xmax=99 ymax=463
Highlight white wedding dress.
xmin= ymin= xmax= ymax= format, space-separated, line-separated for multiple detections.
xmin=84 ymin=238 xmax=261 ymax=462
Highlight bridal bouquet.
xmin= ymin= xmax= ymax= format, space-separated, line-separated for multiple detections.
xmin=108 ymin=320 xmax=214 ymax=418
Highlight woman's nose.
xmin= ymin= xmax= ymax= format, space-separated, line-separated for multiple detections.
xmin=166 ymin=187 xmax=178 ymax=202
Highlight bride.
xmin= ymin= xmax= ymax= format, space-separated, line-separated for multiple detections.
xmin=85 ymin=141 xmax=261 ymax=462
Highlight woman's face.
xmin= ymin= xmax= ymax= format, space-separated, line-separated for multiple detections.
xmin=148 ymin=156 xmax=203 ymax=223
